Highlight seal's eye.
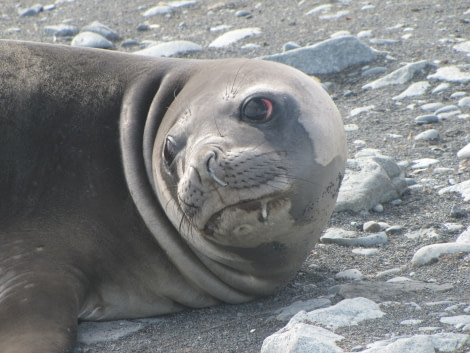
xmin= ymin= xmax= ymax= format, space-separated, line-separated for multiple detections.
xmin=163 ymin=136 xmax=176 ymax=165
xmin=242 ymin=97 xmax=273 ymax=123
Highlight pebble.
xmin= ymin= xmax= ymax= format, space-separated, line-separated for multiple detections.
xmin=336 ymin=269 xmax=363 ymax=280
xmin=263 ymin=36 xmax=378 ymax=76
xmin=360 ymin=333 xmax=470 ymax=353
xmin=400 ymin=319 xmax=423 ymax=325
xmin=81 ymin=21 xmax=120 ymax=41
xmin=305 ymin=4 xmax=332 ymax=16
xmin=376 ymin=268 xmax=401 ymax=278
xmin=335 ymin=152 xmax=407 ymax=212
xmin=168 ymin=0 xmax=196 ymax=8
xmin=413 ymin=130 xmax=439 ymax=141
xmin=321 ymin=230 xmax=387 ymax=247
xmin=368 ymin=38 xmax=399 ymax=45
xmin=363 ymin=221 xmax=382 ymax=232
xmin=142 ymin=5 xmax=172 ymax=17
xmin=435 ymin=104 xmax=459 ymax=115
xmin=457 ymin=143 xmax=470 ymax=159
xmin=439 ymin=180 xmax=470 ymax=202
xmin=209 ymin=24 xmax=231 ymax=32
xmin=275 ymin=298 xmax=331 ymax=322
xmin=404 ymin=228 xmax=439 ymax=240
xmin=361 ymin=67 xmax=387 ymax=77
xmin=78 ymin=320 xmax=143 ymax=345
xmin=420 ymin=102 xmax=444 ymax=112
xmin=454 ymin=41 xmax=470 ymax=53
xmin=440 ymin=315 xmax=470 ymax=331
xmin=208 ymin=27 xmax=261 ymax=48
xmin=349 ymin=105 xmax=375 ymax=117
xmin=415 ymin=114 xmax=439 ymax=125
xmin=44 ymin=24 xmax=79 ymax=37
xmin=19 ymin=4 xmax=43 ymax=17
xmin=411 ymin=242 xmax=470 ymax=266
xmin=71 ymin=32 xmax=114 ymax=49
xmin=458 ymin=97 xmax=470 ymax=108
xmin=319 ymin=10 xmax=350 ymax=20
xmin=283 ymin=42 xmax=300 ymax=51
xmin=432 ymin=82 xmax=450 ymax=93
xmin=357 ymin=30 xmax=373 ymax=39
xmin=427 ymin=66 xmax=470 ymax=83
xmin=352 ymin=248 xmax=379 ymax=256
xmin=385 ymin=225 xmax=404 ymax=235
xmin=392 ymin=81 xmax=430 ymax=100
xmin=362 ymin=61 xmax=434 ymax=90
xmin=134 ymin=40 xmax=202 ymax=57
xmin=235 ymin=10 xmax=251 ymax=17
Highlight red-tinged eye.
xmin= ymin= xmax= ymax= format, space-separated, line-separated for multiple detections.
xmin=242 ymin=97 xmax=273 ymax=123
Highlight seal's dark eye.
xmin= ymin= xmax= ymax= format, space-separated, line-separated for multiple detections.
xmin=242 ymin=97 xmax=273 ymax=123
xmin=163 ymin=136 xmax=176 ymax=165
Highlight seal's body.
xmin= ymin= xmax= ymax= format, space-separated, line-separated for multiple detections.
xmin=0 ymin=40 xmax=346 ymax=353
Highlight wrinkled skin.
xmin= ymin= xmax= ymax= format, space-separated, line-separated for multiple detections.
xmin=0 ymin=40 xmax=346 ymax=353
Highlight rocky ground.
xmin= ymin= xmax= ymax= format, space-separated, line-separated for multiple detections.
xmin=1 ymin=0 xmax=470 ymax=352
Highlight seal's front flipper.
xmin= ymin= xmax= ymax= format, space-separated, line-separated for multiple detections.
xmin=0 ymin=276 xmax=80 ymax=353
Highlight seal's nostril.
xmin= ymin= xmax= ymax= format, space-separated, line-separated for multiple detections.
xmin=206 ymin=152 xmax=228 ymax=187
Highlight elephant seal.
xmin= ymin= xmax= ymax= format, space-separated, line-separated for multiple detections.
xmin=0 ymin=40 xmax=346 ymax=353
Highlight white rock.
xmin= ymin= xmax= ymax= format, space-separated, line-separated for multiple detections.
xmin=411 ymin=242 xmax=470 ymax=266
xmin=305 ymin=4 xmax=332 ymax=16
xmin=420 ymin=102 xmax=444 ymax=112
xmin=352 ymin=248 xmax=379 ymax=256
xmin=349 ymin=105 xmax=375 ymax=117
xmin=458 ymin=97 xmax=470 ymax=108
xmin=432 ymin=82 xmax=450 ymax=93
xmin=143 ymin=5 xmax=172 ymax=17
xmin=291 ymin=297 xmax=384 ymax=330
xmin=454 ymin=41 xmax=470 ymax=53
xmin=400 ymin=319 xmax=423 ymax=325
xmin=392 ymin=81 xmax=430 ymax=100
xmin=361 ymin=333 xmax=470 ymax=353
xmin=411 ymin=157 xmax=439 ymax=169
xmin=71 ymin=32 xmax=114 ymax=49
xmin=275 ymin=298 xmax=331 ymax=322
xmin=457 ymin=143 xmax=470 ymax=159
xmin=440 ymin=315 xmax=470 ymax=330
xmin=134 ymin=40 xmax=202 ymax=57
xmin=427 ymin=66 xmax=470 ymax=83
xmin=439 ymin=180 xmax=470 ymax=202
xmin=260 ymin=322 xmax=344 ymax=353
xmin=457 ymin=226 xmax=470 ymax=243
xmin=362 ymin=61 xmax=434 ymax=90
xmin=335 ymin=268 xmax=363 ymax=280
xmin=77 ymin=320 xmax=143 ymax=345
xmin=209 ymin=28 xmax=261 ymax=48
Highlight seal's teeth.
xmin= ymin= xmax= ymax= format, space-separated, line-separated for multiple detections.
xmin=260 ymin=201 xmax=268 ymax=222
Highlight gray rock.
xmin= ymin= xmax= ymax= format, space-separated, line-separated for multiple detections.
xmin=362 ymin=61 xmax=434 ymax=90
xmin=71 ymin=32 xmax=114 ymax=49
xmin=392 ymin=81 xmax=430 ymax=100
xmin=411 ymin=157 xmax=439 ymax=168
xmin=209 ymin=28 xmax=261 ymax=48
xmin=440 ymin=316 xmax=470 ymax=331
xmin=275 ymin=298 xmax=331 ymax=322
xmin=415 ymin=115 xmax=439 ymax=125
xmin=361 ymin=67 xmax=387 ymax=77
xmin=360 ymin=333 xmax=470 ymax=353
xmin=19 ymin=4 xmax=43 ymax=17
xmin=420 ymin=102 xmax=444 ymax=112
xmin=142 ymin=5 xmax=172 ymax=17
xmin=335 ymin=151 xmax=408 ymax=212
xmin=439 ymin=180 xmax=470 ymax=202
xmin=457 ymin=143 xmax=470 ymax=159
xmin=77 ymin=320 xmax=143 ymax=345
xmin=363 ymin=221 xmax=382 ymax=232
xmin=414 ymin=129 xmax=439 ymax=141
xmin=262 ymin=36 xmax=379 ymax=75
xmin=458 ymin=97 xmax=470 ymax=108
xmin=168 ymin=0 xmax=197 ymax=8
xmin=411 ymin=243 xmax=470 ymax=266
xmin=368 ymin=38 xmax=399 ymax=45
xmin=321 ymin=230 xmax=387 ymax=247
xmin=331 ymin=280 xmax=453 ymax=302
xmin=260 ymin=322 xmax=344 ymax=353
xmin=427 ymin=66 xmax=470 ymax=83
xmin=435 ymin=104 xmax=459 ymax=115
xmin=431 ymin=82 xmax=450 ymax=93
xmin=291 ymin=297 xmax=384 ymax=330
xmin=283 ymin=42 xmax=301 ymax=51
xmin=82 ymin=21 xmax=120 ymax=41
xmin=134 ymin=40 xmax=202 ymax=57
xmin=336 ymin=269 xmax=363 ymax=280
xmin=454 ymin=41 xmax=470 ymax=53
xmin=44 ymin=24 xmax=79 ymax=37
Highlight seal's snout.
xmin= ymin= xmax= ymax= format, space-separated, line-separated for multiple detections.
xmin=206 ymin=152 xmax=228 ymax=187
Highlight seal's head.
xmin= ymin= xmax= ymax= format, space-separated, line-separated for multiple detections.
xmin=153 ymin=59 xmax=346 ymax=295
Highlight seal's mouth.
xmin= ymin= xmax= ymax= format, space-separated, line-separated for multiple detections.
xmin=203 ymin=195 xmax=290 ymax=238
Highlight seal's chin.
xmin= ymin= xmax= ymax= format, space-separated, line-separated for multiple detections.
xmin=201 ymin=195 xmax=293 ymax=248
